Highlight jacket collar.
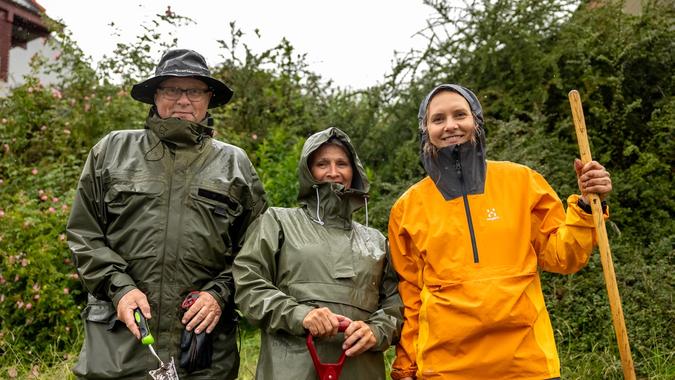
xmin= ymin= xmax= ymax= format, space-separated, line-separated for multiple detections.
xmin=145 ymin=108 xmax=214 ymax=149
xmin=421 ymin=130 xmax=487 ymax=200
xmin=304 ymin=182 xmax=367 ymax=229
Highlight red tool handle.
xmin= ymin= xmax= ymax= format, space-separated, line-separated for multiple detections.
xmin=306 ymin=320 xmax=350 ymax=380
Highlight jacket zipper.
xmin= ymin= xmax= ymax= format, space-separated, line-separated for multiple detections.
xmin=454 ymin=150 xmax=479 ymax=263
xmin=156 ymin=151 xmax=175 ymax=339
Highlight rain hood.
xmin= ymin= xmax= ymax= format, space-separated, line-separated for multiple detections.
xmin=418 ymin=84 xmax=487 ymax=200
xmin=298 ymin=127 xmax=369 ymax=229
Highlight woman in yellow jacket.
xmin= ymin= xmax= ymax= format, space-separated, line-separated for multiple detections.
xmin=388 ymin=84 xmax=612 ymax=380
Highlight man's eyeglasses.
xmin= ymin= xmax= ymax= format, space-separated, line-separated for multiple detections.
xmin=157 ymin=87 xmax=211 ymax=101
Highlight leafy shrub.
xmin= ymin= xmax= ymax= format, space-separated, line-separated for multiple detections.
xmin=0 ymin=185 xmax=83 ymax=360
xmin=254 ymin=126 xmax=303 ymax=208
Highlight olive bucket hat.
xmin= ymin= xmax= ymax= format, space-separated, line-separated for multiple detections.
xmin=131 ymin=49 xmax=233 ymax=108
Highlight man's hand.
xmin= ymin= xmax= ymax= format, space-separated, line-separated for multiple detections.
xmin=117 ymin=288 xmax=151 ymax=339
xmin=575 ymin=159 xmax=612 ymax=202
xmin=342 ymin=320 xmax=376 ymax=357
xmin=302 ymin=307 xmax=350 ymax=338
xmin=181 ymin=292 xmax=222 ymax=334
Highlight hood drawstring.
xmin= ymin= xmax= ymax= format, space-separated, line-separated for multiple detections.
xmin=364 ymin=195 xmax=369 ymax=227
xmin=312 ymin=185 xmax=325 ymax=225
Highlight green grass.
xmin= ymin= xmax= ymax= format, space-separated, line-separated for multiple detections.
xmin=559 ymin=347 xmax=675 ymax=380
xmin=237 ymin=326 xmax=260 ymax=380
xmin=0 ymin=326 xmax=78 ymax=379
xmin=0 ymin=353 xmax=76 ymax=379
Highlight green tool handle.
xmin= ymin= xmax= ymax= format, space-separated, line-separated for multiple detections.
xmin=133 ymin=308 xmax=155 ymax=345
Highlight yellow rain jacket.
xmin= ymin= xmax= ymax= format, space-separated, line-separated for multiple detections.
xmin=389 ymin=160 xmax=606 ymax=379
xmin=389 ymin=84 xmax=610 ymax=379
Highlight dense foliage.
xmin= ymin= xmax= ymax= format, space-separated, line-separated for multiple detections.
xmin=0 ymin=1 xmax=672 ymax=378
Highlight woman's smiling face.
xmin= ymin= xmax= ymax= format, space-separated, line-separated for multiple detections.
xmin=426 ymin=90 xmax=477 ymax=148
xmin=309 ymin=143 xmax=353 ymax=189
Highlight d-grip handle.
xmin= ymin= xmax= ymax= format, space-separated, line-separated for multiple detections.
xmin=306 ymin=320 xmax=350 ymax=380
xmin=336 ymin=319 xmax=349 ymax=333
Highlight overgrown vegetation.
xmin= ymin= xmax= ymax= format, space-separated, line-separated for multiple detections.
xmin=0 ymin=0 xmax=672 ymax=378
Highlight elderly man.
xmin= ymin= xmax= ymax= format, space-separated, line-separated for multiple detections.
xmin=67 ymin=49 xmax=267 ymax=379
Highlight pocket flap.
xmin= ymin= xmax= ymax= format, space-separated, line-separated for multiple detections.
xmin=190 ymin=186 xmax=243 ymax=216
xmin=289 ymin=282 xmax=379 ymax=313
xmin=104 ymin=180 xmax=164 ymax=203
xmin=85 ymin=300 xmax=116 ymax=323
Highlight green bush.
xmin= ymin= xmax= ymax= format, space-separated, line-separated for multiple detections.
xmin=254 ymin=126 xmax=302 ymax=208
xmin=0 ymin=185 xmax=83 ymax=359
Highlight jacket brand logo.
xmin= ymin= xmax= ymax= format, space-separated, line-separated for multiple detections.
xmin=486 ymin=208 xmax=500 ymax=221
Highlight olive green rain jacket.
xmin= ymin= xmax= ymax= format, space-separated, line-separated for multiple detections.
xmin=233 ymin=127 xmax=403 ymax=379
xmin=67 ymin=112 xmax=267 ymax=380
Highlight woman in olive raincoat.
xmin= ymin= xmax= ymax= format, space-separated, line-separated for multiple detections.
xmin=388 ymin=84 xmax=613 ymax=379
xmin=233 ymin=127 xmax=403 ymax=379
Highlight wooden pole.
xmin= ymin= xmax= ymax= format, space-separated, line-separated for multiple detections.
xmin=568 ymin=90 xmax=636 ymax=379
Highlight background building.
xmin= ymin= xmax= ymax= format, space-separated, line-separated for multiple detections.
xmin=0 ymin=0 xmax=58 ymax=95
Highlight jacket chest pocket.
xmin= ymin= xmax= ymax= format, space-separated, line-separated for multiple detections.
xmin=102 ymin=178 xmax=165 ymax=260
xmin=183 ymin=185 xmax=244 ymax=269
xmin=104 ymin=180 xmax=165 ymax=213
